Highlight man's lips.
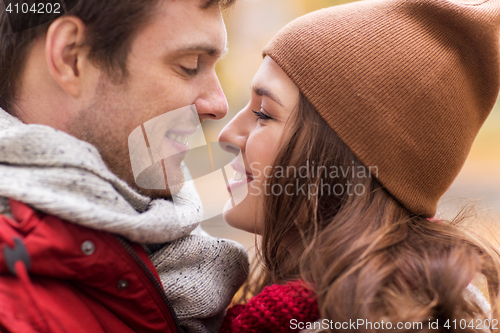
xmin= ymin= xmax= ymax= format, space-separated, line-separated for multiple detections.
xmin=163 ymin=126 xmax=199 ymax=153
xmin=165 ymin=132 xmax=190 ymax=146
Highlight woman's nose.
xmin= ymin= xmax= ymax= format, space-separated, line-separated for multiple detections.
xmin=218 ymin=112 xmax=248 ymax=157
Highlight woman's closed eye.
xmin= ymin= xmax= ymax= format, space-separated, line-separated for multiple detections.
xmin=252 ymin=109 xmax=273 ymax=121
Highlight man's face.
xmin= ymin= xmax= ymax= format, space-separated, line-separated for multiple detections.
xmin=68 ymin=0 xmax=228 ymax=198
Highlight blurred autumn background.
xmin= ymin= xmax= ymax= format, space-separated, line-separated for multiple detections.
xmin=199 ymin=0 xmax=500 ymax=253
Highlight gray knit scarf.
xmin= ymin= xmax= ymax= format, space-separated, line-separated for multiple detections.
xmin=0 ymin=109 xmax=248 ymax=333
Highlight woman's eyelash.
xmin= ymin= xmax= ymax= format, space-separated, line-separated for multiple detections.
xmin=252 ymin=110 xmax=273 ymax=121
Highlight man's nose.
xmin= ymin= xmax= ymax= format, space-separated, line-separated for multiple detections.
xmin=196 ymin=76 xmax=228 ymax=121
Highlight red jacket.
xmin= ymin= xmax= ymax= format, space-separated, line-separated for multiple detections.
xmin=0 ymin=200 xmax=181 ymax=333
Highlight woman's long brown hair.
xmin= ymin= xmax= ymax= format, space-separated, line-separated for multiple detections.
xmin=240 ymin=93 xmax=500 ymax=331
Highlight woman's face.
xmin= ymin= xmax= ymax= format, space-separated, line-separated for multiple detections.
xmin=218 ymin=56 xmax=300 ymax=234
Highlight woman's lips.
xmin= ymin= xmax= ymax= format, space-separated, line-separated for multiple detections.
xmin=227 ymin=160 xmax=253 ymax=193
xmin=227 ymin=175 xmax=252 ymax=194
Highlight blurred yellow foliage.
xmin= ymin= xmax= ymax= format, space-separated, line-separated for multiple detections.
xmin=298 ymin=0 xmax=355 ymax=12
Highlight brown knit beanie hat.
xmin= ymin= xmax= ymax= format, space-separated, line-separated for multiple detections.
xmin=263 ymin=0 xmax=500 ymax=217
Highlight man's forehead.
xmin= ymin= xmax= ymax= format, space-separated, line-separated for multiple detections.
xmin=135 ymin=0 xmax=227 ymax=58
xmin=158 ymin=0 xmax=225 ymax=25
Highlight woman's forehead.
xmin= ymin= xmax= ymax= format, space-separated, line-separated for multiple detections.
xmin=251 ymin=57 xmax=300 ymax=109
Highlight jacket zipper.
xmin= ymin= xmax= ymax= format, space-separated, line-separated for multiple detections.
xmin=116 ymin=236 xmax=184 ymax=333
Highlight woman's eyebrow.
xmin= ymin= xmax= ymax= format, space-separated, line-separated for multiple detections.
xmin=253 ymin=86 xmax=283 ymax=107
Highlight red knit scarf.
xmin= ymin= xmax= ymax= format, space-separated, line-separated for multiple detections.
xmin=220 ymin=280 xmax=320 ymax=333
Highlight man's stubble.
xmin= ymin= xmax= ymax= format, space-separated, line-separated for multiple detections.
xmin=67 ymin=75 xmax=185 ymax=199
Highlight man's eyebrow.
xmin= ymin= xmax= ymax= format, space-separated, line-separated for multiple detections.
xmin=253 ymin=86 xmax=283 ymax=107
xmin=175 ymin=43 xmax=228 ymax=58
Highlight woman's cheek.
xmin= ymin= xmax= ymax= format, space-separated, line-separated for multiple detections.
xmin=246 ymin=127 xmax=281 ymax=175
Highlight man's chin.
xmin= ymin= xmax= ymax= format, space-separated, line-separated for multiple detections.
xmin=132 ymin=173 xmax=186 ymax=199
xmin=121 ymin=158 xmax=187 ymax=199
xmin=113 ymin=162 xmax=186 ymax=199
xmin=135 ymin=186 xmax=183 ymax=200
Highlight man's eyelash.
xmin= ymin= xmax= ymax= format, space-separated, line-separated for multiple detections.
xmin=252 ymin=110 xmax=273 ymax=121
xmin=181 ymin=66 xmax=199 ymax=76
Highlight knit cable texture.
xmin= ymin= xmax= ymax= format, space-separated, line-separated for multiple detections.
xmin=220 ymin=280 xmax=319 ymax=333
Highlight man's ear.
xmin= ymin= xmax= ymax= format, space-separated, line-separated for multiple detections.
xmin=45 ymin=16 xmax=88 ymax=97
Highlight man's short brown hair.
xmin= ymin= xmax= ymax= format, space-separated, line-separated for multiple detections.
xmin=0 ymin=0 xmax=236 ymax=114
